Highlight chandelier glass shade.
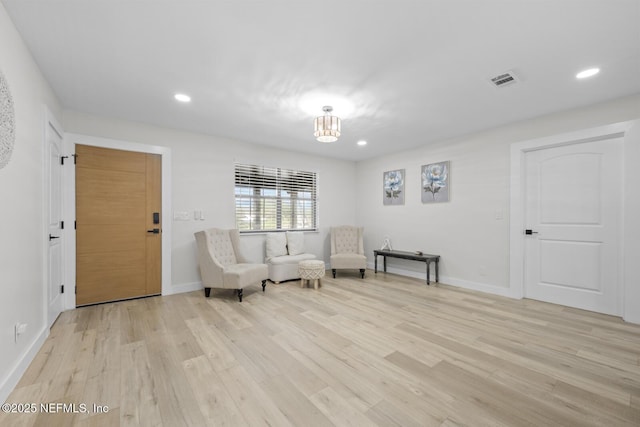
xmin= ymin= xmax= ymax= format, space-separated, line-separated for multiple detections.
xmin=314 ymin=106 xmax=341 ymax=143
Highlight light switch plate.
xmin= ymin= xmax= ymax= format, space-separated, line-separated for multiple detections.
xmin=173 ymin=211 xmax=190 ymax=221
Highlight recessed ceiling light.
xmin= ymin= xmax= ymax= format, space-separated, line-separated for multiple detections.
xmin=576 ymin=68 xmax=600 ymax=79
xmin=174 ymin=93 xmax=191 ymax=103
xmin=357 ymin=140 xmax=367 ymax=146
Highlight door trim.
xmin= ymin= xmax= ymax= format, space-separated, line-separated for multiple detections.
xmin=63 ymin=133 xmax=172 ymax=310
xmin=509 ymin=120 xmax=635 ymax=317
xmin=43 ymin=107 xmax=64 ymax=324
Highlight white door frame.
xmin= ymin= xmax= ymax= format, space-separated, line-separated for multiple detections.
xmin=63 ymin=133 xmax=172 ymax=310
xmin=509 ymin=120 xmax=636 ymax=319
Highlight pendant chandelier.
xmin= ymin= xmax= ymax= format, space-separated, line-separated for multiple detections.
xmin=314 ymin=106 xmax=341 ymax=143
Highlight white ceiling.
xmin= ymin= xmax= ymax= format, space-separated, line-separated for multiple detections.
xmin=3 ymin=0 xmax=640 ymax=161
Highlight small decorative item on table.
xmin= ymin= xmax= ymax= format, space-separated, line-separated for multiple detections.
xmin=381 ymin=237 xmax=392 ymax=251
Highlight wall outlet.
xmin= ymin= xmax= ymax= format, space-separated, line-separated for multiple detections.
xmin=14 ymin=322 xmax=27 ymax=342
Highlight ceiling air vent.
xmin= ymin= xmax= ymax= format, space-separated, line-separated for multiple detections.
xmin=490 ymin=71 xmax=518 ymax=87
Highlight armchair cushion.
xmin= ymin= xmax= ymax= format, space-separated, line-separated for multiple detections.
xmin=266 ymin=233 xmax=288 ymax=259
xmin=286 ymin=231 xmax=305 ymax=256
xmin=223 ymin=263 xmax=269 ymax=288
xmin=330 ymin=253 xmax=367 ymax=270
xmin=207 ymin=228 xmax=238 ymax=266
xmin=268 ymin=253 xmax=316 ymax=265
xmin=331 ymin=226 xmax=364 ymax=255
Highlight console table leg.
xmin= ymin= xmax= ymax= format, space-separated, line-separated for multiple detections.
xmin=383 ymin=256 xmax=387 ymax=272
xmin=374 ymin=255 xmax=378 ymax=273
xmin=435 ymin=260 xmax=439 ymax=283
xmin=426 ymin=262 xmax=431 ymax=285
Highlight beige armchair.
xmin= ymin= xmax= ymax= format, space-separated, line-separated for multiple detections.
xmin=330 ymin=226 xmax=367 ymax=278
xmin=194 ymin=228 xmax=268 ymax=302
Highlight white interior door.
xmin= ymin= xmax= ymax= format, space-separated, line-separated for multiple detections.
xmin=47 ymin=120 xmax=64 ymax=327
xmin=524 ymin=138 xmax=623 ymax=315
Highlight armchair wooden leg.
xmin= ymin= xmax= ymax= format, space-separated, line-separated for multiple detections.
xmin=237 ymin=288 xmax=243 ymax=302
xmin=262 ymin=280 xmax=266 ymax=292
xmin=204 ymin=287 xmax=211 ymax=298
xmin=360 ymin=269 xmax=365 ymax=279
xmin=332 ymin=269 xmax=336 ymax=278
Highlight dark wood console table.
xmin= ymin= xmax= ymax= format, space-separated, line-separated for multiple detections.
xmin=373 ymin=249 xmax=440 ymax=285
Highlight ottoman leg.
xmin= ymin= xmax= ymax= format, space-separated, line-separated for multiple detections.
xmin=300 ymin=279 xmax=304 ymax=288
xmin=314 ymin=279 xmax=318 ymax=290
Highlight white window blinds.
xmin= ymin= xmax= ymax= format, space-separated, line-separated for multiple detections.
xmin=234 ymin=163 xmax=318 ymax=232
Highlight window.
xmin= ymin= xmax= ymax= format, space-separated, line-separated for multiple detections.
xmin=235 ymin=163 xmax=317 ymax=233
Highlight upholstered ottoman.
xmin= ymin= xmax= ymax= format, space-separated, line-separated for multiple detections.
xmin=299 ymin=260 xmax=325 ymax=290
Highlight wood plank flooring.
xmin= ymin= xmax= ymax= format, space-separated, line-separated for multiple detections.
xmin=2 ymin=271 xmax=640 ymax=426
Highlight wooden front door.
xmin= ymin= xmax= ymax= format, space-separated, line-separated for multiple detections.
xmin=76 ymin=144 xmax=161 ymax=306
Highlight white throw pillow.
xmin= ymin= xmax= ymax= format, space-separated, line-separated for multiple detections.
xmin=286 ymin=231 xmax=305 ymax=256
xmin=266 ymin=233 xmax=288 ymax=259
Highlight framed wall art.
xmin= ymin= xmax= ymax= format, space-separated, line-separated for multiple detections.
xmin=383 ymin=169 xmax=405 ymax=205
xmin=0 ymin=70 xmax=16 ymax=170
xmin=421 ymin=161 xmax=449 ymax=203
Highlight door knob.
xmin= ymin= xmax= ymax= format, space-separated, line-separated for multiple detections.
xmin=524 ymin=229 xmax=539 ymax=235
xmin=49 ymin=234 xmax=60 ymax=240
xmin=147 ymin=228 xmax=160 ymax=234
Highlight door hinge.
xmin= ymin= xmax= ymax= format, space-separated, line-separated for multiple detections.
xmin=60 ymin=156 xmax=68 ymax=165
xmin=61 ymin=285 xmax=64 ymax=294
xmin=74 ymin=220 xmax=77 ymax=230
xmin=75 ymin=286 xmax=77 ymax=295
xmin=72 ymin=154 xmax=78 ymax=164
xmin=61 ymin=221 xmax=64 ymax=230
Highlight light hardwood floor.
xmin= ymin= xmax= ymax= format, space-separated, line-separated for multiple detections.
xmin=3 ymin=271 xmax=640 ymax=426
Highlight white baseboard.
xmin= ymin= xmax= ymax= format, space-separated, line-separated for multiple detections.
xmin=623 ymin=312 xmax=640 ymax=325
xmin=163 ymin=281 xmax=203 ymax=296
xmin=0 ymin=326 xmax=49 ymax=404
xmin=438 ymin=275 xmax=518 ymax=299
xmin=366 ymin=262 xmax=518 ymax=299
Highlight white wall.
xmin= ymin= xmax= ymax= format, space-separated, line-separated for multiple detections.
xmin=62 ymin=110 xmax=357 ymax=292
xmin=0 ymin=3 xmax=62 ymax=402
xmin=1 ymin=0 xmax=638 ymax=404
xmin=623 ymin=122 xmax=640 ymax=323
xmin=356 ymin=95 xmax=640 ymax=300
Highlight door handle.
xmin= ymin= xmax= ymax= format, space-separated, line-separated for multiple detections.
xmin=147 ymin=228 xmax=160 ymax=234
xmin=49 ymin=234 xmax=60 ymax=240
xmin=524 ymin=229 xmax=539 ymax=235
